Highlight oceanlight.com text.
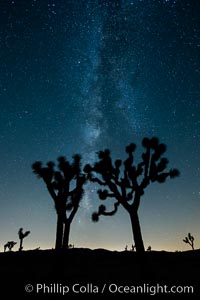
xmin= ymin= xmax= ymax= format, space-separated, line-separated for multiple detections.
xmin=25 ymin=282 xmax=194 ymax=295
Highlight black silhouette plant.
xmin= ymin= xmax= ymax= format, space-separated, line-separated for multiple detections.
xmin=32 ymin=155 xmax=86 ymax=250
xmin=131 ymin=244 xmax=136 ymax=252
xmin=18 ymin=228 xmax=30 ymax=251
xmin=183 ymin=233 xmax=195 ymax=250
xmin=4 ymin=241 xmax=17 ymax=252
xmin=84 ymin=137 xmax=180 ymax=253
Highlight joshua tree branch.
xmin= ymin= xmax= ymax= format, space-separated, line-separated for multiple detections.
xmin=68 ymin=204 xmax=79 ymax=223
xmin=99 ymin=201 xmax=120 ymax=216
xmin=106 ymin=193 xmax=115 ymax=197
xmin=144 ymin=148 xmax=151 ymax=178
xmin=90 ymin=176 xmax=107 ymax=186
xmin=46 ymin=183 xmax=57 ymax=203
xmin=98 ymin=189 xmax=116 ymax=200
xmin=107 ymin=180 xmax=124 ymax=203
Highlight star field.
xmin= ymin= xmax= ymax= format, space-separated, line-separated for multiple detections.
xmin=0 ymin=0 xmax=199 ymax=251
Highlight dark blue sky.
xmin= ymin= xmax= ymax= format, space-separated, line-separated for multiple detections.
xmin=0 ymin=0 xmax=199 ymax=252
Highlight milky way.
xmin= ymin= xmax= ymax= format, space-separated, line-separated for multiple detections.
xmin=0 ymin=0 xmax=199 ymax=251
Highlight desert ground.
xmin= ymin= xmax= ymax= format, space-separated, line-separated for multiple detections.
xmin=0 ymin=248 xmax=199 ymax=298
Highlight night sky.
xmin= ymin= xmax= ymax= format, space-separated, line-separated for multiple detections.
xmin=0 ymin=0 xmax=199 ymax=252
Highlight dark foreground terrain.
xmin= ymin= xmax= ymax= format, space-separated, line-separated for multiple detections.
xmin=0 ymin=248 xmax=199 ymax=298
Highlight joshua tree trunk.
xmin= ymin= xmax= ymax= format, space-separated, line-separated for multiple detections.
xmin=130 ymin=211 xmax=145 ymax=253
xmin=62 ymin=220 xmax=70 ymax=249
xmin=55 ymin=215 xmax=64 ymax=250
xmin=19 ymin=239 xmax=23 ymax=251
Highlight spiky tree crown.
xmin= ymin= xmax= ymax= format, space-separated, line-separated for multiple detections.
xmin=32 ymin=155 xmax=86 ymax=217
xmin=84 ymin=137 xmax=180 ymax=221
xmin=18 ymin=228 xmax=30 ymax=239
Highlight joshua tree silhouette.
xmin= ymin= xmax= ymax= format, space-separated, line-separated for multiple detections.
xmin=4 ymin=241 xmax=17 ymax=252
xmin=183 ymin=233 xmax=195 ymax=250
xmin=18 ymin=228 xmax=30 ymax=251
xmin=84 ymin=137 xmax=180 ymax=253
xmin=32 ymin=155 xmax=86 ymax=250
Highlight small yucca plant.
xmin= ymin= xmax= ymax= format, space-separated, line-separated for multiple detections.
xmin=183 ymin=233 xmax=194 ymax=250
